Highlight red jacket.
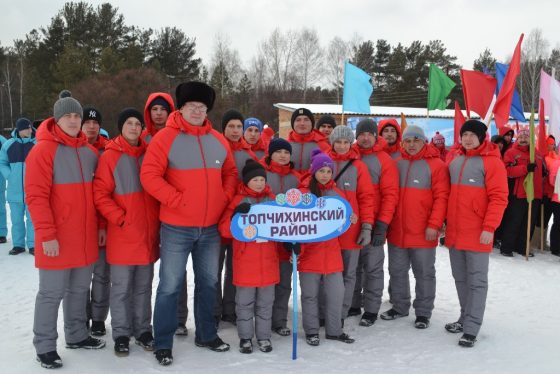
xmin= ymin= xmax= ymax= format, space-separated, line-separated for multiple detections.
xmin=93 ymin=136 xmax=160 ymax=265
xmin=387 ymin=144 xmax=450 ymax=248
xmin=288 ymin=130 xmax=330 ymax=174
xmin=25 ymin=118 xmax=99 ymax=269
xmin=264 ymin=160 xmax=301 ymax=262
xmin=445 ymin=141 xmax=508 ymax=252
xmin=141 ymin=92 xmax=175 ymax=144
xmin=140 ymin=111 xmax=238 ymax=227
xmin=91 ymin=135 xmax=108 ymax=152
xmin=228 ymin=138 xmax=257 ymax=181
xmin=353 ymin=138 xmax=399 ymax=226
xmin=328 ymin=147 xmax=375 ymax=249
xmin=549 ymin=158 xmax=560 ymax=203
xmin=297 ymin=180 xmax=344 ymax=274
xmin=503 ymin=142 xmax=544 ymax=199
xmin=243 ymin=137 xmax=268 ymax=161
xmin=544 ymin=152 xmax=558 ymax=198
xmin=219 ymin=184 xmax=279 ymax=287
xmin=378 ymin=119 xmax=402 ymax=159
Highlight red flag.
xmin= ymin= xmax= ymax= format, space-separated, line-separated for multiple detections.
xmin=493 ymin=33 xmax=524 ymax=129
xmin=460 ymin=69 xmax=497 ymax=119
xmin=537 ymin=98 xmax=547 ymax=155
xmin=453 ymin=100 xmax=466 ymax=145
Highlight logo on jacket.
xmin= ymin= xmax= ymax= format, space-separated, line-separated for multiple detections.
xmin=469 ymin=178 xmax=476 ymax=183
xmin=215 ymin=160 xmax=221 ymax=164
xmin=413 ymin=179 xmax=420 ymax=184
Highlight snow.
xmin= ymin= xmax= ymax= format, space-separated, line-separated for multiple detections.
xmin=1 ymin=236 xmax=560 ymax=373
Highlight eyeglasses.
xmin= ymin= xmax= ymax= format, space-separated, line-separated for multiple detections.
xmin=184 ymin=103 xmax=208 ymax=113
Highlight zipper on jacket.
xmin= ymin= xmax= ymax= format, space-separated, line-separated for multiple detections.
xmin=196 ymin=135 xmax=209 ymax=225
xmin=454 ymin=156 xmax=468 ymax=245
xmin=75 ymin=147 xmax=89 ymax=265
xmin=400 ymin=160 xmax=413 ymax=247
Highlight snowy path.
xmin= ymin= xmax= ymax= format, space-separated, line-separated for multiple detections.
xmin=1 ymin=241 xmax=559 ymax=374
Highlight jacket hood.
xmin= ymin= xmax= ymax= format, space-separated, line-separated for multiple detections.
xmin=144 ymin=92 xmax=175 ymax=136
xmin=36 ymin=117 xmax=89 ymax=148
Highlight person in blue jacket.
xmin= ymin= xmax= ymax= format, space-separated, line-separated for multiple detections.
xmin=0 ymin=118 xmax=36 ymax=255
xmin=0 ymin=134 xmax=7 ymax=244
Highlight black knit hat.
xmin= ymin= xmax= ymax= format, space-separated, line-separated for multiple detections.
xmin=82 ymin=107 xmax=102 ymax=127
xmin=221 ymin=109 xmax=244 ymax=132
xmin=242 ymin=159 xmax=267 ymax=185
xmin=356 ymin=118 xmax=378 ymax=138
xmin=118 ymin=108 xmax=144 ymax=133
xmin=290 ymin=108 xmax=314 ymax=129
xmin=268 ymin=138 xmax=292 ymax=155
xmin=316 ymin=115 xmax=336 ymax=129
xmin=148 ymin=96 xmax=171 ymax=112
xmin=15 ymin=117 xmax=32 ymax=132
xmin=460 ymin=119 xmax=487 ymax=144
xmin=175 ymin=81 xmax=216 ymax=112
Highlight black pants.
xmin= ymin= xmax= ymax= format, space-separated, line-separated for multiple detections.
xmin=550 ymin=202 xmax=560 ymax=255
xmin=500 ymin=198 xmax=541 ymax=255
xmin=535 ymin=196 xmax=554 ymax=229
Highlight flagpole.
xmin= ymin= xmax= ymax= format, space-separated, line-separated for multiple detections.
xmin=540 ymin=204 xmax=545 ymax=252
xmin=526 ymin=201 xmax=532 ymax=261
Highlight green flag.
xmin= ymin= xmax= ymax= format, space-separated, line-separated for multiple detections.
xmin=427 ymin=63 xmax=456 ymax=110
xmin=523 ymin=111 xmax=535 ymax=203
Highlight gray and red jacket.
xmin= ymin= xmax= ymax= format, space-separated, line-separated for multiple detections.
xmin=227 ymin=138 xmax=257 ymax=181
xmin=94 ymin=135 xmax=159 ymax=265
xmin=140 ymin=110 xmax=238 ymax=227
xmin=141 ymin=92 xmax=175 ymax=144
xmin=287 ymin=129 xmax=330 ymax=175
xmin=25 ymin=118 xmax=99 ymax=269
xmin=445 ymin=141 xmax=508 ymax=252
xmin=387 ymin=144 xmax=449 ymax=249
xmin=353 ymin=137 xmax=399 ymax=226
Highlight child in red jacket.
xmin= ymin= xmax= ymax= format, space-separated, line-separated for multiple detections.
xmin=219 ymin=159 xmax=279 ymax=354
xmin=297 ymin=149 xmax=355 ymax=347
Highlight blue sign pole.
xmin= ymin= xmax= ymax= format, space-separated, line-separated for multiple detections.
xmin=291 ymin=248 xmax=298 ymax=360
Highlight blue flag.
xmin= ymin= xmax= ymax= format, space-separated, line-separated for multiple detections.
xmin=495 ymin=62 xmax=526 ymax=122
xmin=342 ymin=61 xmax=373 ymax=114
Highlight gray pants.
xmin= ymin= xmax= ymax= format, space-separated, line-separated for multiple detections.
xmin=216 ymin=244 xmax=236 ymax=317
xmin=388 ymin=244 xmax=436 ymax=318
xmin=449 ymin=248 xmax=489 ymax=336
xmin=300 ymin=272 xmax=344 ymax=336
xmin=235 ymin=285 xmax=275 ymax=340
xmin=110 ymin=264 xmax=154 ymax=339
xmin=177 ymin=273 xmax=189 ymax=325
xmin=356 ymin=244 xmax=385 ymax=313
xmin=341 ymin=249 xmax=361 ymax=318
xmin=33 ymin=265 xmax=94 ymax=354
xmin=272 ymin=261 xmax=292 ymax=329
xmin=87 ymin=248 xmax=110 ymax=322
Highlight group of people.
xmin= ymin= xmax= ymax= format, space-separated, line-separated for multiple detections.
xmin=19 ymin=80 xmax=554 ymax=370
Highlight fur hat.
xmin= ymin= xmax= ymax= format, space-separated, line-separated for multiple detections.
xmin=175 ymin=81 xmax=216 ymax=111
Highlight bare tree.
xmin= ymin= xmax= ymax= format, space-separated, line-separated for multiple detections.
xmin=521 ymin=28 xmax=549 ymax=110
xmin=257 ymin=28 xmax=298 ymax=92
xmin=210 ymin=33 xmax=243 ymax=99
xmin=295 ymin=28 xmax=324 ymax=102
xmin=13 ymin=40 xmax=26 ymax=116
xmin=2 ymin=50 xmax=14 ymax=126
xmin=326 ymin=37 xmax=350 ymax=104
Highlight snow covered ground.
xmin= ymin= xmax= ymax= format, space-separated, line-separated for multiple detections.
xmin=1 ymin=237 xmax=559 ymax=374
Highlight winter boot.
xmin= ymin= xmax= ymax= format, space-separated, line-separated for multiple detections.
xmin=135 ymin=331 xmax=154 ymax=351
xmin=0 ymin=236 xmax=6 ymax=244
xmin=66 ymin=336 xmax=106 ymax=350
xmin=36 ymin=351 xmax=63 ymax=369
xmin=458 ymin=333 xmax=477 ymax=348
xmin=414 ymin=316 xmax=430 ymax=329
xmin=114 ymin=336 xmax=130 ymax=357
xmin=444 ymin=321 xmax=463 ymax=333
xmin=90 ymin=321 xmax=106 ymax=336
xmin=359 ymin=312 xmax=378 ymax=327
xmin=221 ymin=314 xmax=237 ymax=325
xmin=175 ymin=323 xmax=188 ymax=336
xmin=29 ymin=248 xmax=34 ymax=256
xmin=325 ymin=332 xmax=355 ymax=344
xmin=305 ymin=334 xmax=320 ymax=346
xmin=195 ymin=336 xmax=230 ymax=352
xmin=347 ymin=307 xmax=361 ymax=317
xmin=273 ymin=326 xmax=291 ymax=336
xmin=154 ymin=349 xmax=173 ymax=366
xmin=9 ymin=246 xmax=25 ymax=255
xmin=380 ymin=308 xmax=408 ymax=320
xmin=239 ymin=339 xmax=253 ymax=354
xmin=257 ymin=339 xmax=273 ymax=353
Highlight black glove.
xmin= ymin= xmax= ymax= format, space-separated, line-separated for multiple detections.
xmin=527 ymin=163 xmax=537 ymax=173
xmin=233 ymin=202 xmax=251 ymax=216
xmin=283 ymin=242 xmax=301 ymax=256
xmin=371 ymin=220 xmax=389 ymax=247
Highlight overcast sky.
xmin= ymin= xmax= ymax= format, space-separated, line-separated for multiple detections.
xmin=1 ymin=0 xmax=558 ymax=71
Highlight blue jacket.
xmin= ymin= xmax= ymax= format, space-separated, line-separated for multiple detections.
xmin=0 ymin=135 xmax=6 ymax=188
xmin=0 ymin=129 xmax=36 ymax=203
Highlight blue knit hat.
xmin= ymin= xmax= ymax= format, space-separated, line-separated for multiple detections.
xmin=244 ymin=117 xmax=263 ymax=132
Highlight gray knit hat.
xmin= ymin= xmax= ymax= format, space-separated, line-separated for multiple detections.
xmin=402 ymin=125 xmax=427 ymax=142
xmin=329 ymin=125 xmax=355 ymax=144
xmin=356 ymin=119 xmax=378 ymax=138
xmin=54 ymin=90 xmax=83 ymax=122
